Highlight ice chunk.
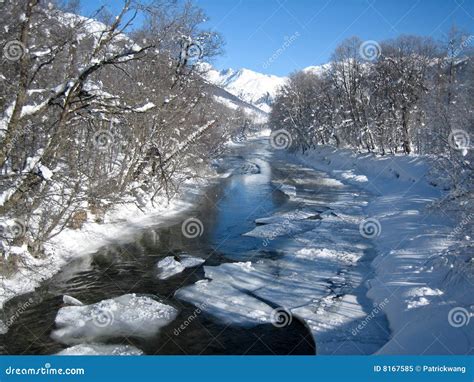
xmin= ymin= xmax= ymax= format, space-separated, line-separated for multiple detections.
xmin=156 ymin=255 xmax=205 ymax=280
xmin=134 ymin=102 xmax=156 ymax=112
xmin=272 ymin=182 xmax=297 ymax=197
xmin=243 ymin=220 xmax=310 ymax=239
xmin=51 ymin=294 xmax=178 ymax=345
xmin=295 ymin=248 xmax=361 ymax=265
xmin=176 ymin=262 xmax=276 ymax=326
xmin=234 ymin=161 xmax=260 ymax=175
xmin=63 ymin=295 xmax=84 ymax=306
xmin=175 ymin=279 xmax=273 ymax=326
xmin=157 ymin=257 xmax=184 ymax=279
xmin=57 ymin=344 xmax=143 ymax=355
xmin=180 ymin=255 xmax=206 ymax=268
xmin=255 ymin=209 xmax=317 ymax=225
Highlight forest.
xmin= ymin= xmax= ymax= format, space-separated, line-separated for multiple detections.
xmin=270 ymin=33 xmax=473 ymax=191
xmin=0 ymin=0 xmax=247 ymax=264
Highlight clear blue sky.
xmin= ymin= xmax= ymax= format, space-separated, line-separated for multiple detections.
xmin=80 ymin=0 xmax=474 ymax=76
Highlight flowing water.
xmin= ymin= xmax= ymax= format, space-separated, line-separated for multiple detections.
xmin=0 ymin=137 xmax=388 ymax=355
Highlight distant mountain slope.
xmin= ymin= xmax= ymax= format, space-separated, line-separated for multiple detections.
xmin=205 ymin=82 xmax=268 ymax=123
xmin=201 ymin=63 xmax=333 ymax=114
xmin=302 ymin=63 xmax=332 ymax=76
xmin=200 ymin=64 xmax=288 ymax=113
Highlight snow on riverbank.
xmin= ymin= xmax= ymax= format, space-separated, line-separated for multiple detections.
xmin=176 ymin=142 xmax=472 ymax=355
xmin=295 ymin=146 xmax=473 ymax=354
xmin=177 ymin=148 xmax=390 ymax=354
xmin=0 ymin=176 xmax=211 ymax=320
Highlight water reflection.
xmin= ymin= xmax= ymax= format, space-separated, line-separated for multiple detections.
xmin=0 ymin=138 xmax=315 ymax=355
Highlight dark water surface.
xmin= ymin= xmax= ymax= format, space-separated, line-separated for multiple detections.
xmin=1 ymin=138 xmax=322 ymax=355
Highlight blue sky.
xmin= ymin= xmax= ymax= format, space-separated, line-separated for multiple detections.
xmin=80 ymin=0 xmax=474 ymax=76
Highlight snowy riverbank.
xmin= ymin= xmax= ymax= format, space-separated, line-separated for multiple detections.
xmin=2 ymin=139 xmax=471 ymax=355
xmin=175 ymin=142 xmax=472 ymax=355
xmin=0 ymin=175 xmax=213 ymax=331
xmin=295 ymin=146 xmax=473 ymax=354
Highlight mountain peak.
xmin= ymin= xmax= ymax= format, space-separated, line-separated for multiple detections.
xmin=202 ymin=64 xmax=287 ymax=113
xmin=201 ymin=63 xmax=332 ymax=114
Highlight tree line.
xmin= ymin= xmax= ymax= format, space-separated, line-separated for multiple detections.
xmin=270 ymin=32 xmax=473 ymax=189
xmin=0 ymin=0 xmax=244 ymax=266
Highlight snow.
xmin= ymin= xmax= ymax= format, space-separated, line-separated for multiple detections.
xmin=201 ymin=63 xmax=332 ymax=113
xmin=176 ymin=143 xmax=473 ymax=354
xmin=0 ymin=103 xmax=14 ymax=139
xmin=0 ymin=320 xmax=7 ymax=335
xmin=213 ymin=96 xmax=238 ymax=110
xmin=302 ymin=63 xmax=332 ymax=76
xmin=156 ymin=254 xmax=205 ymax=280
xmin=51 ymin=294 xmax=178 ymax=345
xmin=295 ymin=146 xmax=473 ymax=354
xmin=56 ymin=11 xmax=132 ymax=46
xmin=175 ymin=263 xmax=274 ymax=326
xmin=0 ymin=176 xmax=210 ymax=323
xmin=20 ymin=101 xmax=49 ymax=117
xmin=134 ymin=102 xmax=156 ymax=112
xmin=36 ymin=163 xmax=53 ymax=180
xmin=202 ymin=64 xmax=287 ymax=113
xmin=63 ymin=295 xmax=84 ymax=306
xmin=57 ymin=344 xmax=143 ymax=356
xmin=212 ymin=93 xmax=268 ymax=124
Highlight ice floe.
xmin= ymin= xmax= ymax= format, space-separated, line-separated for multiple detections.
xmin=156 ymin=255 xmax=205 ymax=280
xmin=63 ymin=295 xmax=84 ymax=306
xmin=57 ymin=343 xmax=143 ymax=355
xmin=51 ymin=294 xmax=178 ymax=345
xmin=175 ymin=262 xmax=276 ymax=326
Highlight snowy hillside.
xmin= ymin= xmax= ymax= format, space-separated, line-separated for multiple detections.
xmin=302 ymin=63 xmax=332 ymax=76
xmin=204 ymin=82 xmax=269 ymax=123
xmin=201 ymin=63 xmax=288 ymax=113
xmin=201 ymin=63 xmax=333 ymax=114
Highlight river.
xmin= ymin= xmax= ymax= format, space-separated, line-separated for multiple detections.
xmin=0 ymin=137 xmax=389 ymax=355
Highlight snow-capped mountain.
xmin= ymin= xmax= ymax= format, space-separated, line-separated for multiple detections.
xmin=201 ymin=64 xmax=288 ymax=113
xmin=302 ymin=63 xmax=332 ymax=76
xmin=201 ymin=63 xmax=333 ymax=114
